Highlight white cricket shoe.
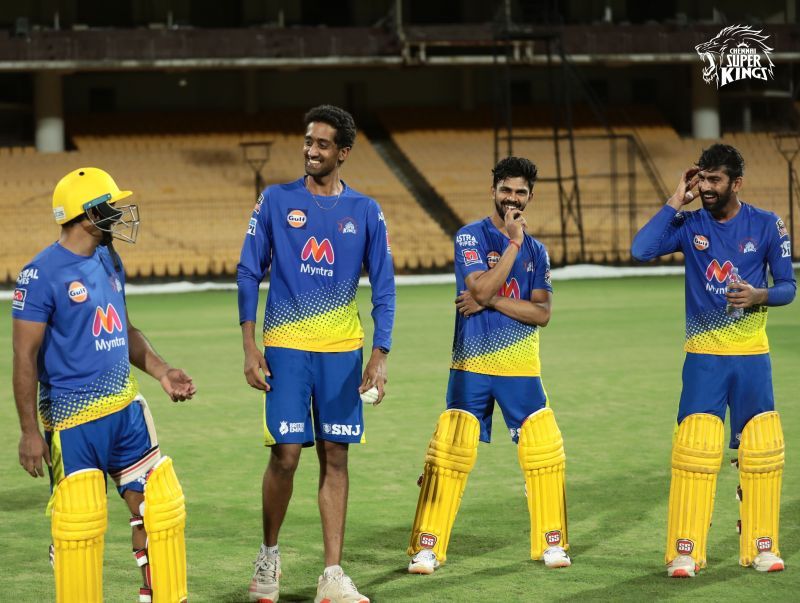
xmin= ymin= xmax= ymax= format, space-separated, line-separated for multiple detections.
xmin=408 ymin=549 xmax=439 ymax=574
xmin=667 ymin=554 xmax=697 ymax=578
xmin=543 ymin=546 xmax=571 ymax=569
xmin=249 ymin=547 xmax=281 ymax=603
xmin=752 ymin=552 xmax=785 ymax=572
xmin=314 ymin=565 xmax=369 ymax=603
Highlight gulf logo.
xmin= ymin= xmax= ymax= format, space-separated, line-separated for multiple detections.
xmin=693 ymin=234 xmax=709 ymax=251
xmin=487 ymin=251 xmax=500 ymax=268
xmin=68 ymin=281 xmax=88 ymax=303
xmin=287 ymin=209 xmax=307 ymax=229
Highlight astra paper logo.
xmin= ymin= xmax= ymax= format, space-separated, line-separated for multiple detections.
xmin=92 ymin=304 xmax=123 ymax=336
xmin=705 ymin=259 xmax=734 ymax=283
xmin=695 ymin=25 xmax=774 ymax=88
xmin=456 ymin=233 xmax=477 ymax=247
xmin=301 ymin=237 xmax=334 ymax=264
xmin=498 ymin=278 xmax=520 ymax=299
xmin=16 ymin=267 xmax=39 ymax=285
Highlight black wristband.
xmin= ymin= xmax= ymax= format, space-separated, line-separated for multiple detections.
xmin=377 ymin=346 xmax=390 ymax=355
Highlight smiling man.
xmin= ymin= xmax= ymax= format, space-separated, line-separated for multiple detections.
xmin=237 ymin=105 xmax=395 ymax=603
xmin=406 ymin=156 xmax=571 ymax=575
xmin=632 ymin=144 xmax=796 ymax=578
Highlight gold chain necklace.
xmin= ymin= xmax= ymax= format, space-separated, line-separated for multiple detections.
xmin=305 ymin=177 xmax=342 ymax=210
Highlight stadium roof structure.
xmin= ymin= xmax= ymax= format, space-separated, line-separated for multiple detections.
xmin=1 ymin=23 xmax=799 ymax=72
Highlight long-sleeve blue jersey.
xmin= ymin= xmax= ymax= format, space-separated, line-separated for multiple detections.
xmin=237 ymin=177 xmax=396 ymax=353
xmin=452 ymin=218 xmax=552 ymax=376
xmin=632 ymin=202 xmax=795 ymax=354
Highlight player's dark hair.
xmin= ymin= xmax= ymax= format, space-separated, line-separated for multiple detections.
xmin=492 ymin=156 xmax=538 ymax=191
xmin=303 ymin=105 xmax=357 ymax=149
xmin=697 ymin=144 xmax=745 ymax=180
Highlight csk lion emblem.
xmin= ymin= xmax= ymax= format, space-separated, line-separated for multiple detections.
xmin=695 ymin=25 xmax=774 ymax=88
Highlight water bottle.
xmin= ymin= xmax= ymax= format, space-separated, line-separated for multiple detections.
xmin=726 ymin=266 xmax=744 ymax=319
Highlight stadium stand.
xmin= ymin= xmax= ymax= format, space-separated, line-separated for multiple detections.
xmin=380 ymin=105 xmax=794 ymax=264
xmin=1 ymin=112 xmax=453 ymax=282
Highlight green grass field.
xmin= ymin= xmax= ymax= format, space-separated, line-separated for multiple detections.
xmin=1 ymin=276 xmax=798 ymax=602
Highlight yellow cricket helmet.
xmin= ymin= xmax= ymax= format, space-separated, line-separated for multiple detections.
xmin=52 ymin=167 xmax=139 ymax=243
xmin=52 ymin=167 xmax=132 ymax=225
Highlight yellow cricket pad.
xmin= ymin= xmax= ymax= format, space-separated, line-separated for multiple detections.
xmin=144 ymin=457 xmax=188 ymax=603
xmin=738 ymin=411 xmax=784 ymax=566
xmin=665 ymin=413 xmax=724 ymax=567
xmin=518 ymin=408 xmax=568 ymax=560
xmin=51 ymin=469 xmax=107 ymax=603
xmin=407 ymin=409 xmax=479 ymax=563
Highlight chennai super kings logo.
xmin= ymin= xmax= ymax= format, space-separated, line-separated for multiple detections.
xmin=695 ymin=25 xmax=774 ymax=88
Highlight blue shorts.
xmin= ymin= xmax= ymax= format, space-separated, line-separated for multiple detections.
xmin=446 ymin=369 xmax=549 ymax=443
xmin=47 ymin=396 xmax=160 ymax=498
xmin=678 ymin=353 xmax=774 ymax=449
xmin=263 ymin=347 xmax=365 ymax=446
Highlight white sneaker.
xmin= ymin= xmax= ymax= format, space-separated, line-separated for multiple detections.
xmin=408 ymin=550 xmax=439 ymax=574
xmin=249 ymin=547 xmax=281 ymax=603
xmin=752 ymin=552 xmax=785 ymax=572
xmin=314 ymin=565 xmax=369 ymax=603
xmin=543 ymin=546 xmax=571 ymax=569
xmin=667 ymin=554 xmax=697 ymax=578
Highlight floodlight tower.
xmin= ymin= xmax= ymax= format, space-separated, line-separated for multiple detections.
xmin=240 ymin=141 xmax=273 ymax=200
xmin=774 ymin=134 xmax=799 ymax=259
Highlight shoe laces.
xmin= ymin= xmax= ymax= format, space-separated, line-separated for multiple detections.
xmin=254 ymin=554 xmax=279 ymax=582
xmin=415 ymin=550 xmax=436 ymax=563
xmin=327 ymin=570 xmax=359 ymax=595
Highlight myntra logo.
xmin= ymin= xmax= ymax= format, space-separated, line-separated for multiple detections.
xmin=92 ymin=304 xmax=123 ymax=336
xmin=301 ymin=237 xmax=334 ymax=264
xmin=498 ymin=278 xmax=520 ymax=299
xmin=705 ymin=259 xmax=734 ymax=283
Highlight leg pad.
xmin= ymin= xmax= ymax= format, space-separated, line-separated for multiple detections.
xmin=407 ymin=409 xmax=480 ymax=563
xmin=143 ymin=456 xmax=188 ymax=603
xmin=665 ymin=413 xmax=724 ymax=568
xmin=518 ymin=408 xmax=568 ymax=560
xmin=51 ymin=469 xmax=107 ymax=603
xmin=738 ymin=411 xmax=784 ymax=566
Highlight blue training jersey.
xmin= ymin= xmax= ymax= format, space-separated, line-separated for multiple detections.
xmin=632 ymin=202 xmax=795 ymax=354
xmin=452 ymin=217 xmax=552 ymax=376
xmin=12 ymin=244 xmax=137 ymax=431
xmin=237 ymin=177 xmax=396 ymax=353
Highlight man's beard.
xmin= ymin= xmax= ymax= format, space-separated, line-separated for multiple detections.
xmin=494 ymin=198 xmax=523 ymax=220
xmin=701 ymin=184 xmax=734 ymax=213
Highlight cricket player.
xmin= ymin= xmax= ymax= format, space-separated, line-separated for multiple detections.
xmin=406 ymin=156 xmax=571 ymax=574
xmin=13 ymin=167 xmax=196 ymax=602
xmin=631 ymin=144 xmax=796 ymax=577
xmin=237 ymin=105 xmax=395 ymax=603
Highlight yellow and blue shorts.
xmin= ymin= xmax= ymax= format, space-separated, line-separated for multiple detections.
xmin=678 ymin=352 xmax=775 ymax=449
xmin=263 ymin=346 xmax=365 ymax=446
xmin=46 ymin=396 xmax=160 ymax=501
xmin=446 ymin=369 xmax=549 ymax=443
